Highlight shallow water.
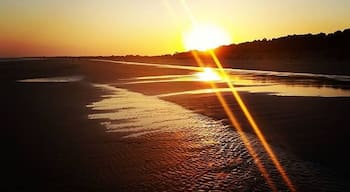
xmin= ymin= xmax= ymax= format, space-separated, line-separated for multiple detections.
xmin=0 ymin=58 xmax=46 ymax=62
xmin=155 ymin=85 xmax=350 ymax=98
xmin=124 ymin=73 xmax=350 ymax=98
xmin=87 ymin=83 xmax=343 ymax=191
xmin=94 ymin=59 xmax=350 ymax=97
xmin=87 ymin=84 xmax=225 ymax=138
xmin=17 ymin=75 xmax=83 ymax=83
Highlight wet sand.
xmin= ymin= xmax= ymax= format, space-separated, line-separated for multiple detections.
xmin=3 ymin=58 xmax=350 ymax=191
xmin=80 ymin=59 xmax=350 ymax=172
xmin=2 ymin=59 xmax=204 ymax=191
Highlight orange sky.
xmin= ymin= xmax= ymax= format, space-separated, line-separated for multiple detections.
xmin=1 ymin=0 xmax=349 ymax=57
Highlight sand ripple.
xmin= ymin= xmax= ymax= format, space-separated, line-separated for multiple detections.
xmin=87 ymin=84 xmax=345 ymax=191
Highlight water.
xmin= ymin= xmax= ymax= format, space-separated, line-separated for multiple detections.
xmin=87 ymin=84 xmax=226 ymax=138
xmin=0 ymin=58 xmax=46 ymax=62
xmin=94 ymin=59 xmax=350 ymax=97
xmin=122 ymin=71 xmax=350 ymax=98
xmin=17 ymin=75 xmax=83 ymax=83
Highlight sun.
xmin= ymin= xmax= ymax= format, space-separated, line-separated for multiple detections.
xmin=195 ymin=67 xmax=222 ymax=82
xmin=183 ymin=24 xmax=231 ymax=51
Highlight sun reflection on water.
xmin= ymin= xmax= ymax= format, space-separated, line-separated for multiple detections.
xmin=195 ymin=67 xmax=222 ymax=82
xmin=118 ymin=70 xmax=350 ymax=98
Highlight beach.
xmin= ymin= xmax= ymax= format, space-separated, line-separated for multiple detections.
xmin=3 ymin=58 xmax=350 ymax=191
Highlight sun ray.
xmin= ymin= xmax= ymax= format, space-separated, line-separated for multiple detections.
xmin=179 ymin=0 xmax=296 ymax=190
xmin=180 ymin=0 xmax=198 ymax=25
xmin=209 ymin=51 xmax=296 ymax=192
xmin=192 ymin=51 xmax=278 ymax=192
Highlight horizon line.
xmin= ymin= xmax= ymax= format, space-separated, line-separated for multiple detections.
xmin=1 ymin=27 xmax=349 ymax=59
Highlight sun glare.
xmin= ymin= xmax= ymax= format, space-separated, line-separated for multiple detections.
xmin=195 ymin=67 xmax=221 ymax=81
xmin=184 ymin=24 xmax=231 ymax=51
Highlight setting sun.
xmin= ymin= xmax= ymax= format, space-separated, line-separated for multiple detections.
xmin=183 ymin=24 xmax=232 ymax=51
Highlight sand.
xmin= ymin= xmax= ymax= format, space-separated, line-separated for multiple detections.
xmin=2 ymin=58 xmax=350 ymax=191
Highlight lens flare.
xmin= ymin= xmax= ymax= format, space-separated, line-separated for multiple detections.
xmin=191 ymin=51 xmax=278 ymax=191
xmin=209 ymin=51 xmax=296 ymax=192
xmin=179 ymin=1 xmax=296 ymax=191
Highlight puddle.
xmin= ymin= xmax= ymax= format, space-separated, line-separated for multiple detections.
xmin=87 ymin=84 xmax=226 ymax=138
xmin=17 ymin=75 xmax=84 ymax=83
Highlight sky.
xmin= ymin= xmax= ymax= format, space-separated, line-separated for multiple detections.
xmin=1 ymin=0 xmax=349 ymax=57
